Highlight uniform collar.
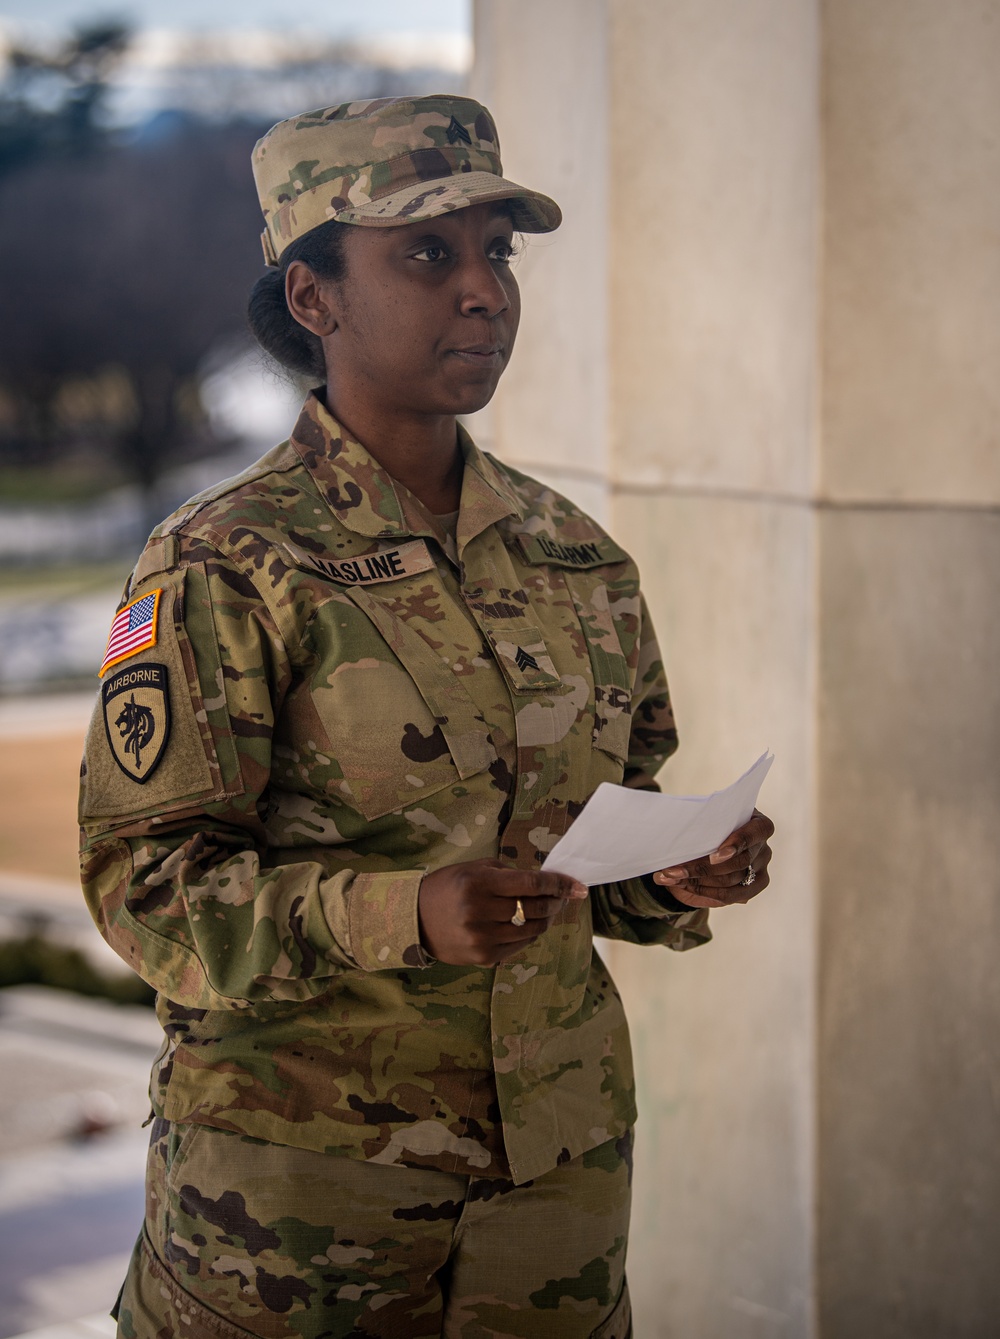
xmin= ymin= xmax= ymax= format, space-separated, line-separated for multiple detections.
xmin=288 ymin=392 xmax=524 ymax=547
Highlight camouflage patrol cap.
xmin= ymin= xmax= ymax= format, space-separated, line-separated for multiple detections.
xmin=252 ymin=94 xmax=562 ymax=267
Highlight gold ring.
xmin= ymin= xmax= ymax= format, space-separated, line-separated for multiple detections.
xmin=511 ymin=899 xmax=526 ymax=927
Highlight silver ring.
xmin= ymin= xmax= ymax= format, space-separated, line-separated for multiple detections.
xmin=740 ymin=865 xmax=756 ymax=887
xmin=511 ymin=899 xmax=526 ymax=927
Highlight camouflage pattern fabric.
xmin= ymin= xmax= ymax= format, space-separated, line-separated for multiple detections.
xmin=252 ymin=95 xmax=561 ymax=266
xmin=114 ymin=1117 xmax=633 ymax=1338
xmin=79 ymin=393 xmax=711 ymax=1187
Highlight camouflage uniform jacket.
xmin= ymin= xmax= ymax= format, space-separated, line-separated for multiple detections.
xmin=79 ymin=394 xmax=711 ymax=1186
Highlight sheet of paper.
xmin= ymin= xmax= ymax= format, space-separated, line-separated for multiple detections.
xmin=541 ymin=752 xmax=774 ymax=886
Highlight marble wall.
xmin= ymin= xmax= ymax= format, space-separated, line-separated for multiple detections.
xmin=472 ymin=1 xmax=1000 ymax=1334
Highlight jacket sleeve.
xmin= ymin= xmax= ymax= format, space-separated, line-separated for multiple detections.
xmin=79 ymin=537 xmax=431 ymax=1013
xmin=589 ymin=594 xmax=712 ymax=951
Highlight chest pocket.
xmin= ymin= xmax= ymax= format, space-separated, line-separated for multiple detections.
xmin=513 ymin=533 xmax=635 ymax=767
xmin=566 ymin=577 xmax=634 ymax=765
xmin=305 ymin=583 xmax=496 ymax=823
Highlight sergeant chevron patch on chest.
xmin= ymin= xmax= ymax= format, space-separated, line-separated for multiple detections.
xmin=283 ymin=538 xmax=436 ymax=585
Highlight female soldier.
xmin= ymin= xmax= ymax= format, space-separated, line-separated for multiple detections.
xmin=80 ymin=95 xmax=773 ymax=1338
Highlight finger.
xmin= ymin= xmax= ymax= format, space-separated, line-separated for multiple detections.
xmin=483 ymin=894 xmax=568 ymax=923
xmin=708 ymin=810 xmax=775 ymax=865
xmin=668 ymin=868 xmax=771 ymax=907
xmin=656 ymin=855 xmax=738 ymax=884
xmin=488 ymin=868 xmax=589 ymax=902
xmin=661 ymin=888 xmax=728 ymax=909
xmin=708 ymin=837 xmax=774 ymax=875
xmin=686 ymin=869 xmax=756 ymax=890
xmin=660 ymin=816 xmax=776 ymax=880
xmin=723 ymin=868 xmax=771 ymax=903
xmin=660 ymin=856 xmax=748 ymax=885
xmin=654 ymin=865 xmax=689 ymax=886
xmin=686 ymin=849 xmax=772 ymax=888
xmin=714 ymin=842 xmax=773 ymax=879
xmin=660 ymin=844 xmax=762 ymax=884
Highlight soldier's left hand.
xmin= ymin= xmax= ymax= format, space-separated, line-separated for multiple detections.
xmin=650 ymin=809 xmax=775 ymax=909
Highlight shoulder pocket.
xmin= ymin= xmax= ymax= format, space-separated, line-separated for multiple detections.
xmin=80 ymin=570 xmax=242 ymax=829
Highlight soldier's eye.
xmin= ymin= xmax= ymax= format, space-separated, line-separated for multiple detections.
xmin=488 ymin=239 xmax=516 ymax=263
xmin=412 ymin=244 xmax=448 ymax=262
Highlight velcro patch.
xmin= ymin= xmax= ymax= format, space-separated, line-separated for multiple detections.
xmin=485 ymin=625 xmax=564 ymax=694
xmin=102 ymin=662 xmax=171 ymax=783
xmin=515 ymin=533 xmax=628 ymax=569
xmin=284 ymin=539 xmax=435 ymax=586
xmin=99 ymin=589 xmax=162 ymax=676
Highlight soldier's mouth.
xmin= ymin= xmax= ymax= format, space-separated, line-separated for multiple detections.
xmin=449 ymin=345 xmax=503 ymax=366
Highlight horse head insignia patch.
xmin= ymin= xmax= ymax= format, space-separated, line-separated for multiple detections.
xmin=102 ymin=662 xmax=171 ymax=783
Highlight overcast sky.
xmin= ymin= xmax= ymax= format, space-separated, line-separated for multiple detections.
xmin=0 ymin=0 xmax=469 ymax=38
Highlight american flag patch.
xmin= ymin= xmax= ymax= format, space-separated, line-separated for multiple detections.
xmin=99 ymin=589 xmax=162 ymax=677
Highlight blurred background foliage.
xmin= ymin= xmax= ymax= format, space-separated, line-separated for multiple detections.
xmin=0 ymin=22 xmax=271 ymax=504
xmin=0 ymin=16 xmax=465 ymax=512
xmin=0 ymin=930 xmax=155 ymax=1004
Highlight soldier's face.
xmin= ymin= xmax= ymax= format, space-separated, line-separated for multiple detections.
xmin=314 ymin=202 xmax=521 ymax=417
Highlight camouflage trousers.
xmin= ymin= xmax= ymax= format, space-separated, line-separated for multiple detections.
xmin=114 ymin=1119 xmax=633 ymax=1339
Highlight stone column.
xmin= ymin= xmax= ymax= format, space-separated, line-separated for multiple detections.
xmin=471 ymin=1 xmax=1000 ymax=1335
xmin=817 ymin=2 xmax=1000 ymax=1333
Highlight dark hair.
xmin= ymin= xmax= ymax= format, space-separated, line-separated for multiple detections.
xmin=247 ymin=221 xmax=351 ymax=383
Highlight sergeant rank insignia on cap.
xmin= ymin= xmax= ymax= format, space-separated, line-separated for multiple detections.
xmin=446 ymin=114 xmax=472 ymax=146
xmin=101 ymin=662 xmax=171 ymax=782
xmin=99 ymin=589 xmax=162 ymax=676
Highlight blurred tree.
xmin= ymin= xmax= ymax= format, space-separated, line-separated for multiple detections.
xmin=0 ymin=23 xmax=270 ymax=509
xmin=0 ymin=118 xmax=267 ymax=503
xmin=0 ymin=26 xmax=424 ymax=517
xmin=0 ymin=21 xmax=130 ymax=176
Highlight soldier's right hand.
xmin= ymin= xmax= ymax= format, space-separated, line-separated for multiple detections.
xmin=417 ymin=859 xmax=589 ymax=966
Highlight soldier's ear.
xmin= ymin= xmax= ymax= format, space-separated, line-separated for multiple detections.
xmin=285 ymin=261 xmax=338 ymax=337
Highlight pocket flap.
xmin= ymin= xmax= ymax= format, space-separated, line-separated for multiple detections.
xmin=345 ymin=588 xmax=495 ymax=782
xmin=484 ymin=624 xmax=566 ymax=695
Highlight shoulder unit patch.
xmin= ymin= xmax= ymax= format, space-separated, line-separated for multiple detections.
xmin=102 ymin=662 xmax=171 ymax=783
xmin=99 ymin=589 xmax=162 ymax=676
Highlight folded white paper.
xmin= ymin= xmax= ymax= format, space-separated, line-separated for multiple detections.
xmin=541 ymin=751 xmax=774 ymax=886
